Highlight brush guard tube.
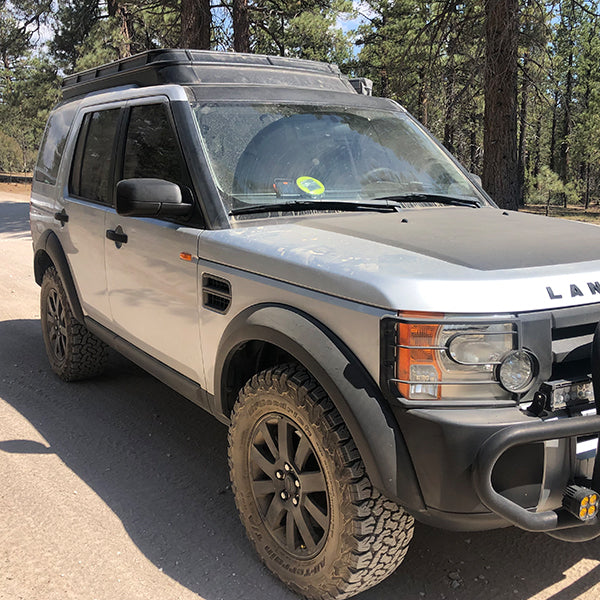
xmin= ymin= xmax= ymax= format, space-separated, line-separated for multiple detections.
xmin=473 ymin=416 xmax=600 ymax=535
xmin=472 ymin=321 xmax=600 ymax=541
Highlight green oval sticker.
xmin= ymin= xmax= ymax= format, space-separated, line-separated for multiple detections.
xmin=296 ymin=176 xmax=325 ymax=196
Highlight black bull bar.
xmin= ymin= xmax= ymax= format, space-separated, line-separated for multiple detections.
xmin=472 ymin=321 xmax=600 ymax=541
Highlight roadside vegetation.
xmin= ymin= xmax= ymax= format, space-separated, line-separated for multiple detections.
xmin=1 ymin=1 xmax=599 ymax=214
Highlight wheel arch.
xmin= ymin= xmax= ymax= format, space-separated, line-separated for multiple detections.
xmin=34 ymin=230 xmax=84 ymax=323
xmin=214 ymin=303 xmax=425 ymax=509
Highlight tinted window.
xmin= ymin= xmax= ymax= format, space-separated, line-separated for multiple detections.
xmin=122 ymin=103 xmax=189 ymax=189
xmin=34 ymin=102 xmax=79 ymax=185
xmin=71 ymin=109 xmax=120 ymax=204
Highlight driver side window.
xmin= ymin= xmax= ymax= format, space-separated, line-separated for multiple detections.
xmin=122 ymin=103 xmax=192 ymax=193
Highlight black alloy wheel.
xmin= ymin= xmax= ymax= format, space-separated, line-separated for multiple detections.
xmin=45 ymin=287 xmax=68 ymax=363
xmin=40 ymin=266 xmax=108 ymax=381
xmin=249 ymin=413 xmax=330 ymax=558
xmin=229 ymin=364 xmax=414 ymax=600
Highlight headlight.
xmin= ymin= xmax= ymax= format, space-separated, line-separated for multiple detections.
xmin=395 ymin=313 xmax=537 ymax=401
xmin=447 ymin=331 xmax=513 ymax=365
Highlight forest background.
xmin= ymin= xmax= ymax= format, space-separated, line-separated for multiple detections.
xmin=1 ymin=0 xmax=599 ymax=212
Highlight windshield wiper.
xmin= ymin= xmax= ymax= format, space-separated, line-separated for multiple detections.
xmin=229 ymin=200 xmax=400 ymax=216
xmin=370 ymin=193 xmax=481 ymax=208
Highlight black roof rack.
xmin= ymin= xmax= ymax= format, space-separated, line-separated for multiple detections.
xmin=61 ymin=49 xmax=350 ymax=99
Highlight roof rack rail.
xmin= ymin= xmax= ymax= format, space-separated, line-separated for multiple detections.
xmin=61 ymin=49 xmax=346 ymax=99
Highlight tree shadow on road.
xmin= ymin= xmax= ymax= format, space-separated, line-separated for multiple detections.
xmin=0 ymin=318 xmax=599 ymax=600
xmin=0 ymin=200 xmax=31 ymax=238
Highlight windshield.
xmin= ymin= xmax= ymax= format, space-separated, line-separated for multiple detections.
xmin=191 ymin=102 xmax=487 ymax=216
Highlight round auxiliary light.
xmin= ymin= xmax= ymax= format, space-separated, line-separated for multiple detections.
xmin=498 ymin=350 xmax=535 ymax=393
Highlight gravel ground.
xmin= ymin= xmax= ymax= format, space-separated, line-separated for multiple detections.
xmin=1 ymin=183 xmax=600 ymax=600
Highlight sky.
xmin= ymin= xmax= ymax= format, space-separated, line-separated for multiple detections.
xmin=337 ymin=1 xmax=372 ymax=34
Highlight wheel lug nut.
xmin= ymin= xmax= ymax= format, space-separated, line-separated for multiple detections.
xmin=275 ymin=470 xmax=284 ymax=480
xmin=294 ymin=479 xmax=300 ymax=488
xmin=284 ymin=463 xmax=291 ymax=472
xmin=280 ymin=490 xmax=289 ymax=501
xmin=292 ymin=497 xmax=299 ymax=506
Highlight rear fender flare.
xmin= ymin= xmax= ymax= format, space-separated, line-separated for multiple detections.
xmin=34 ymin=230 xmax=84 ymax=323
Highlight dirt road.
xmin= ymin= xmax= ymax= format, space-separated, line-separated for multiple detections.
xmin=1 ymin=185 xmax=600 ymax=600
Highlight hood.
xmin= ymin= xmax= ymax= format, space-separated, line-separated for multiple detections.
xmin=197 ymin=207 xmax=600 ymax=313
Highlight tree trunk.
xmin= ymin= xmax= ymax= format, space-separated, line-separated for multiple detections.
xmin=443 ymin=53 xmax=456 ymax=154
xmin=107 ymin=0 xmax=133 ymax=57
xmin=517 ymin=54 xmax=528 ymax=207
xmin=181 ymin=0 xmax=212 ymax=49
xmin=233 ymin=0 xmax=250 ymax=53
xmin=549 ymin=90 xmax=558 ymax=172
xmin=585 ymin=162 xmax=591 ymax=209
xmin=417 ymin=67 xmax=428 ymax=127
xmin=482 ymin=0 xmax=520 ymax=210
xmin=532 ymin=112 xmax=541 ymax=185
xmin=559 ymin=47 xmax=573 ymax=207
xmin=469 ymin=119 xmax=478 ymax=173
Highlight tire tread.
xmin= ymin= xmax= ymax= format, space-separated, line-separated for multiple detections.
xmin=229 ymin=363 xmax=414 ymax=600
xmin=41 ymin=266 xmax=107 ymax=381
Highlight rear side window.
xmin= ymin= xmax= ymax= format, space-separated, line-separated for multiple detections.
xmin=70 ymin=109 xmax=120 ymax=205
xmin=34 ymin=102 xmax=79 ymax=186
xmin=122 ymin=103 xmax=190 ymax=190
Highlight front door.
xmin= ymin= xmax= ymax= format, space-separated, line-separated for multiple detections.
xmin=104 ymin=99 xmax=204 ymax=384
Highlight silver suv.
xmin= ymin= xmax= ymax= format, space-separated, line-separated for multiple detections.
xmin=30 ymin=49 xmax=600 ymax=599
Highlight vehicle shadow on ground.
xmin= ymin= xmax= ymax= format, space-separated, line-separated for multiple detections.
xmin=1 ymin=318 xmax=599 ymax=600
xmin=0 ymin=200 xmax=31 ymax=237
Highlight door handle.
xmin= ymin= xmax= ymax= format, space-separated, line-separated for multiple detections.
xmin=106 ymin=226 xmax=128 ymax=247
xmin=54 ymin=209 xmax=69 ymax=225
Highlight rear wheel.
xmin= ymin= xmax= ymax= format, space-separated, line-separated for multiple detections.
xmin=228 ymin=363 xmax=414 ymax=599
xmin=40 ymin=266 xmax=107 ymax=381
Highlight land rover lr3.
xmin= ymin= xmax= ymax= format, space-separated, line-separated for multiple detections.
xmin=30 ymin=49 xmax=600 ymax=599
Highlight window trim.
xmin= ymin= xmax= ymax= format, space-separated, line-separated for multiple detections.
xmin=68 ymin=106 xmax=125 ymax=208
xmin=117 ymin=98 xmax=201 ymax=225
xmin=34 ymin=102 xmax=80 ymax=187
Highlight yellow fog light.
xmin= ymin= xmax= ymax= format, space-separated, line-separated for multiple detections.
xmin=563 ymin=485 xmax=600 ymax=521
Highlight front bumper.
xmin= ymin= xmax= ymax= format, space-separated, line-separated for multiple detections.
xmin=473 ymin=414 xmax=600 ymax=535
xmin=394 ymin=404 xmax=600 ymax=539
xmin=383 ymin=308 xmax=600 ymax=540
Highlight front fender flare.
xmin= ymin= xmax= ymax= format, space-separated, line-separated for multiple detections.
xmin=215 ymin=304 xmax=424 ymax=509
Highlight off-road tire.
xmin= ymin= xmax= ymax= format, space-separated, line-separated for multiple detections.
xmin=228 ymin=363 xmax=414 ymax=599
xmin=40 ymin=266 xmax=108 ymax=381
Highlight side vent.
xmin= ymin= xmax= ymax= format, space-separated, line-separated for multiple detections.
xmin=202 ymin=273 xmax=232 ymax=314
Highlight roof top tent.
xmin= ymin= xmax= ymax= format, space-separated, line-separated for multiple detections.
xmin=61 ymin=48 xmax=372 ymax=99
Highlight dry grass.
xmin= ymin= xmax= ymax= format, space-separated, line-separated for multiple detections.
xmin=522 ymin=203 xmax=600 ymax=224
xmin=0 ymin=182 xmax=31 ymax=197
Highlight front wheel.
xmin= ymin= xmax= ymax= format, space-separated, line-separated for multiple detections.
xmin=228 ymin=364 xmax=414 ymax=599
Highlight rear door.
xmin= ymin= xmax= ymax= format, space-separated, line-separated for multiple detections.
xmin=62 ymin=106 xmax=123 ymax=325
xmin=104 ymin=98 xmax=204 ymax=384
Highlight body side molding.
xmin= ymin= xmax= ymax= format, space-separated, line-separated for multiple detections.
xmin=85 ymin=317 xmax=212 ymax=413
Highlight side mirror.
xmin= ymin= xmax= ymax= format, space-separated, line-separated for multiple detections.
xmin=116 ymin=178 xmax=193 ymax=218
xmin=469 ymin=172 xmax=482 ymax=187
